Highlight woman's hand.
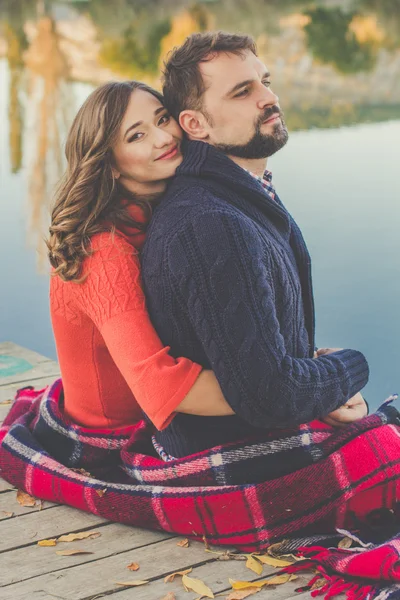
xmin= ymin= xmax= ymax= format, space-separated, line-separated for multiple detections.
xmin=322 ymin=392 xmax=368 ymax=428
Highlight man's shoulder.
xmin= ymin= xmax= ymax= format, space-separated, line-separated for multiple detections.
xmin=146 ymin=178 xmax=242 ymax=243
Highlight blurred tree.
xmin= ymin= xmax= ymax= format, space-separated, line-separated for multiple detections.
xmin=303 ymin=7 xmax=378 ymax=74
xmin=3 ymin=24 xmax=27 ymax=174
xmin=99 ymin=16 xmax=171 ymax=79
xmin=357 ymin=0 xmax=400 ymax=48
xmin=158 ymin=4 xmax=212 ymax=71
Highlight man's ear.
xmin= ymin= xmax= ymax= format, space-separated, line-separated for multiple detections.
xmin=179 ymin=110 xmax=209 ymax=141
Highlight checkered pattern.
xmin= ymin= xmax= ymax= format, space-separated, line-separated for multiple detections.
xmin=1 ymin=380 xmax=400 ymax=599
xmin=244 ymin=168 xmax=276 ymax=200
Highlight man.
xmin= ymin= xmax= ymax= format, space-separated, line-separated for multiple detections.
xmin=141 ymin=32 xmax=369 ymax=458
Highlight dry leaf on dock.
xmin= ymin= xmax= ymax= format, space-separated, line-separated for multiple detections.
xmin=1 ymin=511 xmax=14 ymax=518
xmin=57 ymin=530 xmax=101 ymax=542
xmin=16 ymin=490 xmax=37 ymax=507
xmin=37 ymin=539 xmax=57 ymax=547
xmin=338 ymin=537 xmax=353 ymax=549
xmin=245 ymin=555 xmax=263 ymax=575
xmin=225 ymin=589 xmax=259 ymax=599
xmin=56 ymin=549 xmax=94 ymax=556
xmin=127 ymin=562 xmax=140 ymax=571
xmin=229 ymin=573 xmax=297 ymax=590
xmin=255 ymin=555 xmax=294 ymax=568
xmin=114 ymin=580 xmax=149 ymax=587
xmin=160 ymin=593 xmax=176 ymax=600
xmin=164 ymin=568 xmax=192 ymax=583
xmin=181 ymin=574 xmax=214 ymax=598
xmin=177 ymin=538 xmax=190 ymax=548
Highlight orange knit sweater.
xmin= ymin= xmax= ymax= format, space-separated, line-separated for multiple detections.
xmin=50 ymin=217 xmax=202 ymax=431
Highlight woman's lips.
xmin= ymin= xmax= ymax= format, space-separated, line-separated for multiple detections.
xmin=156 ymin=145 xmax=179 ymax=160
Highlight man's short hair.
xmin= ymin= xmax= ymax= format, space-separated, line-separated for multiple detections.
xmin=162 ymin=31 xmax=257 ymax=121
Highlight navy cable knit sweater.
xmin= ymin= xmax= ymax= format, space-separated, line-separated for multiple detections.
xmin=141 ymin=140 xmax=369 ymax=457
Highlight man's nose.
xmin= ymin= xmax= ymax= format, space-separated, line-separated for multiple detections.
xmin=257 ymin=85 xmax=279 ymax=110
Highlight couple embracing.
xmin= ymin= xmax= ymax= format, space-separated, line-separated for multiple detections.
xmin=2 ymin=32 xmax=400 ymax=589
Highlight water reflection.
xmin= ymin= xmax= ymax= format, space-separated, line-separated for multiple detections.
xmin=1 ymin=0 xmax=400 ymax=253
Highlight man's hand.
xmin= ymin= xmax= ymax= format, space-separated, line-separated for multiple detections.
xmin=315 ymin=347 xmax=343 ymax=357
xmin=322 ymin=392 xmax=368 ymax=428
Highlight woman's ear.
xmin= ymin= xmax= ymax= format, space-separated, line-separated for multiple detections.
xmin=111 ymin=168 xmax=120 ymax=180
xmin=179 ymin=110 xmax=209 ymax=141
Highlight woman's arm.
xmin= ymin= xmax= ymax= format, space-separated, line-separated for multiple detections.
xmin=77 ymin=233 xmax=233 ymax=429
xmin=175 ymin=370 xmax=234 ymax=416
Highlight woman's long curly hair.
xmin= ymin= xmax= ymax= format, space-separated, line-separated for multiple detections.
xmin=47 ymin=81 xmax=164 ymax=282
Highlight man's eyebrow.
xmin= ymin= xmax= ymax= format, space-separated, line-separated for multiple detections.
xmin=124 ymin=106 xmax=165 ymax=139
xmin=226 ymin=72 xmax=271 ymax=97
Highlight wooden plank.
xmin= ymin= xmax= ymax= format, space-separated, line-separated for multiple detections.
xmin=0 ymin=342 xmax=53 ymax=365
xmin=0 ymin=360 xmax=60 ymax=388
xmin=110 ymin=558 xmax=312 ymax=600
xmin=0 ymin=504 xmax=108 ymax=553
xmin=0 ymin=537 xmax=219 ymax=599
xmin=0 ymin=490 xmax=57 ymax=519
xmin=0 ymin=522 xmax=172 ymax=587
xmin=0 ymin=374 xmax=59 ymax=404
xmin=0 ymin=536 xmax=312 ymax=600
xmin=0 ymin=477 xmax=16 ymax=492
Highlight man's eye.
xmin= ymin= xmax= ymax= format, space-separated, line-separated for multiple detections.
xmin=263 ymin=80 xmax=271 ymax=87
xmin=235 ymin=88 xmax=249 ymax=98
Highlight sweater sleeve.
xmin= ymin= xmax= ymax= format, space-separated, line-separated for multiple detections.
xmin=165 ymin=210 xmax=369 ymax=428
xmin=77 ymin=233 xmax=202 ymax=430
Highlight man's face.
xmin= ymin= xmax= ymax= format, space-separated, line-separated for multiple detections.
xmin=199 ymin=51 xmax=288 ymax=159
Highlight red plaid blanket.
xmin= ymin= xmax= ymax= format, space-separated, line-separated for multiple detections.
xmin=1 ymin=379 xmax=400 ymax=599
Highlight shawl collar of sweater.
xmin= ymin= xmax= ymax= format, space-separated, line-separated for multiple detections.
xmin=175 ymin=139 xmax=291 ymax=236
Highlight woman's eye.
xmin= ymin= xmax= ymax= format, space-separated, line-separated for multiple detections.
xmin=158 ymin=114 xmax=170 ymax=125
xmin=128 ymin=132 xmax=144 ymax=143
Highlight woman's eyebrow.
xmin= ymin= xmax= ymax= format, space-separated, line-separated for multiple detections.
xmin=124 ymin=106 xmax=166 ymax=139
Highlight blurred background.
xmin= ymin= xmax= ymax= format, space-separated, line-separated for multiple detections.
xmin=0 ymin=0 xmax=399 ymax=408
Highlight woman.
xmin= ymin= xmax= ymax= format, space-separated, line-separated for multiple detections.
xmin=47 ymin=80 xmax=233 ymax=432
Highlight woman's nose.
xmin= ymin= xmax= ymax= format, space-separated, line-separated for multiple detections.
xmin=154 ymin=128 xmax=174 ymax=148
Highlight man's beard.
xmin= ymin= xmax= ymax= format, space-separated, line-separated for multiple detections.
xmin=213 ymin=106 xmax=289 ymax=159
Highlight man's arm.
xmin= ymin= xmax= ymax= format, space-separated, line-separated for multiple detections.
xmin=166 ymin=209 xmax=369 ymax=428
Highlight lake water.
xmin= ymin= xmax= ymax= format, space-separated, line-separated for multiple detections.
xmin=1 ymin=0 xmax=400 ymax=409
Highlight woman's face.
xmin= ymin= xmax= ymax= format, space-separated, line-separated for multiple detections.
xmin=112 ymin=89 xmax=183 ymax=196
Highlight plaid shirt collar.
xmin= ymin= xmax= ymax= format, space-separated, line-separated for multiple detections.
xmin=244 ymin=167 xmax=276 ymax=201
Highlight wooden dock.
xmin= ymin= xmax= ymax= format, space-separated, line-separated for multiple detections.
xmin=0 ymin=342 xmax=317 ymax=600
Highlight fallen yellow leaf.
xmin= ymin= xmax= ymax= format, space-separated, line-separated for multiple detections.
xmin=225 ymin=589 xmax=259 ymax=599
xmin=160 ymin=593 xmax=176 ymax=600
xmin=177 ymin=538 xmax=190 ymax=548
xmin=245 ymin=555 xmax=263 ymax=575
xmin=37 ymin=539 xmax=57 ymax=547
xmin=229 ymin=573 xmax=295 ymax=590
xmin=338 ymin=537 xmax=353 ymax=549
xmin=0 ymin=399 xmax=12 ymax=405
xmin=114 ymin=580 xmax=149 ymax=587
xmin=255 ymin=555 xmax=294 ymax=568
xmin=56 ymin=549 xmax=94 ymax=556
xmin=164 ymin=568 xmax=192 ymax=583
xmin=182 ymin=574 xmax=214 ymax=598
xmin=127 ymin=562 xmax=140 ymax=571
xmin=16 ymin=490 xmax=37 ymax=507
xmin=57 ymin=530 xmax=101 ymax=543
